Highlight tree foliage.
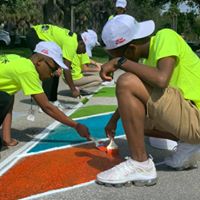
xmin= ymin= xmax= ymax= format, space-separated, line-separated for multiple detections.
xmin=0 ymin=0 xmax=200 ymax=40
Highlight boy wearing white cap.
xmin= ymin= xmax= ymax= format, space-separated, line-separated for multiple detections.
xmin=63 ymin=52 xmax=102 ymax=92
xmin=97 ymin=14 xmax=200 ymax=186
xmin=109 ymin=0 xmax=127 ymax=20
xmin=26 ymin=24 xmax=83 ymax=105
xmin=65 ymin=29 xmax=102 ymax=92
xmin=80 ymin=29 xmax=102 ymax=73
xmin=0 ymin=41 xmax=90 ymax=147
xmin=81 ymin=29 xmax=100 ymax=58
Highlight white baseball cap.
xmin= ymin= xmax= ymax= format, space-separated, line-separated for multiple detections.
xmin=34 ymin=41 xmax=68 ymax=69
xmin=81 ymin=29 xmax=100 ymax=57
xmin=102 ymin=14 xmax=155 ymax=50
xmin=116 ymin=0 xmax=127 ymax=8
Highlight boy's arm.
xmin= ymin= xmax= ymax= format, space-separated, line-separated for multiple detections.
xmin=82 ymin=63 xmax=100 ymax=72
xmin=100 ymin=57 xmax=176 ymax=88
xmin=32 ymin=92 xmax=90 ymax=139
xmin=105 ymin=108 xmax=120 ymax=139
xmin=90 ymin=59 xmax=102 ymax=69
xmin=63 ymin=59 xmax=80 ymax=98
xmin=82 ymin=58 xmax=102 ymax=72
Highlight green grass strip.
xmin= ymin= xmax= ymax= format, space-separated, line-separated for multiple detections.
xmin=70 ymin=105 xmax=117 ymax=118
xmin=93 ymin=87 xmax=115 ymax=97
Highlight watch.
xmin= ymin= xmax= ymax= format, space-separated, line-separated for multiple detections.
xmin=116 ymin=57 xmax=127 ymax=69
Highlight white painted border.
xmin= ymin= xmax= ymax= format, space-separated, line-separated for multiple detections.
xmin=20 ymin=180 xmax=95 ymax=200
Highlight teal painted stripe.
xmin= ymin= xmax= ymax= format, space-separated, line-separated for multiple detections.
xmin=28 ymin=113 xmax=124 ymax=153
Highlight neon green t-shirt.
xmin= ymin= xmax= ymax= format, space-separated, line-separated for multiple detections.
xmin=33 ymin=24 xmax=78 ymax=62
xmin=0 ymin=54 xmax=21 ymax=63
xmin=70 ymin=53 xmax=90 ymax=80
xmin=144 ymin=28 xmax=200 ymax=109
xmin=0 ymin=54 xmax=43 ymax=95
xmin=108 ymin=15 xmax=114 ymax=20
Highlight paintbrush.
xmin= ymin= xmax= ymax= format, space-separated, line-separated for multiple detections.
xmin=89 ymin=137 xmax=107 ymax=152
xmin=106 ymin=138 xmax=119 ymax=157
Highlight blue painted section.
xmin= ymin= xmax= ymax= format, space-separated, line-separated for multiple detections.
xmin=28 ymin=113 xmax=124 ymax=153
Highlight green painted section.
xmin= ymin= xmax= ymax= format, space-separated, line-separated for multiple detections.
xmin=93 ymin=87 xmax=115 ymax=97
xmin=70 ymin=105 xmax=117 ymax=118
xmin=80 ymin=97 xmax=89 ymax=104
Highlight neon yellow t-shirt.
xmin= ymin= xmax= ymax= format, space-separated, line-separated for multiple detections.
xmin=33 ymin=24 xmax=78 ymax=62
xmin=0 ymin=54 xmax=21 ymax=63
xmin=70 ymin=53 xmax=90 ymax=80
xmin=108 ymin=15 xmax=114 ymax=20
xmin=0 ymin=54 xmax=43 ymax=95
xmin=144 ymin=28 xmax=200 ymax=109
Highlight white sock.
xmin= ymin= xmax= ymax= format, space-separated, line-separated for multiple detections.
xmin=130 ymin=158 xmax=150 ymax=167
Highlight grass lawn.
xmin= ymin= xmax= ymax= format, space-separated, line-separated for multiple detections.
xmin=0 ymin=46 xmax=109 ymax=63
xmin=0 ymin=47 xmax=32 ymax=58
xmin=92 ymin=46 xmax=109 ymax=63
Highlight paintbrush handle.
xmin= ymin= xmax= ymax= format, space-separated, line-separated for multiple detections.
xmin=89 ymin=136 xmax=99 ymax=146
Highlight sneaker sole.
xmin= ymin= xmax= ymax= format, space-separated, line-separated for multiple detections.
xmin=96 ymin=178 xmax=157 ymax=187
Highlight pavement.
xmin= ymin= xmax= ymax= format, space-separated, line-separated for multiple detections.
xmin=0 ymin=70 xmax=200 ymax=200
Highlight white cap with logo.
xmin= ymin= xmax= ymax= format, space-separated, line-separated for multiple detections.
xmin=116 ymin=0 xmax=127 ymax=8
xmin=34 ymin=41 xmax=68 ymax=69
xmin=102 ymin=14 xmax=155 ymax=50
xmin=81 ymin=29 xmax=100 ymax=57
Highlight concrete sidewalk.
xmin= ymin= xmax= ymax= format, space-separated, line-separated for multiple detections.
xmin=0 ymin=72 xmax=200 ymax=200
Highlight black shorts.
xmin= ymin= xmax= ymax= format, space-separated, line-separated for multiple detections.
xmin=0 ymin=91 xmax=14 ymax=125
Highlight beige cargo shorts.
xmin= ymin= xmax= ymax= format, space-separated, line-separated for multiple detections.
xmin=146 ymin=87 xmax=200 ymax=144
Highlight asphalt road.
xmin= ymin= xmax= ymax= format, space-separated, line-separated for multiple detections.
xmin=0 ymin=73 xmax=200 ymax=200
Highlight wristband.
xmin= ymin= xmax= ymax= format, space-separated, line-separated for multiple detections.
xmin=116 ymin=57 xmax=127 ymax=69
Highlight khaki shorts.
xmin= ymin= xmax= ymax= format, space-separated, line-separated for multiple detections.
xmin=146 ymin=87 xmax=200 ymax=144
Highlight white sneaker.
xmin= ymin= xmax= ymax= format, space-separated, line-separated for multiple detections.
xmin=165 ymin=142 xmax=200 ymax=170
xmin=38 ymin=107 xmax=43 ymax=113
xmin=101 ymin=80 xmax=115 ymax=86
xmin=52 ymin=100 xmax=65 ymax=111
xmin=96 ymin=157 xmax=157 ymax=186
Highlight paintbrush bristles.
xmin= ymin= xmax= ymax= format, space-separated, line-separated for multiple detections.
xmin=107 ymin=139 xmax=118 ymax=150
xmin=107 ymin=139 xmax=119 ymax=157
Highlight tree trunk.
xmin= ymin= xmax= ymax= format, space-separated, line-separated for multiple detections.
xmin=63 ymin=0 xmax=71 ymax=28
xmin=43 ymin=0 xmax=55 ymax=23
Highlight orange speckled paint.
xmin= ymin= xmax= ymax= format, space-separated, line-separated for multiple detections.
xmin=0 ymin=143 xmax=122 ymax=200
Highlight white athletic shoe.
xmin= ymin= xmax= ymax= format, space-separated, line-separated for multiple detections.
xmin=165 ymin=142 xmax=200 ymax=170
xmin=38 ymin=107 xmax=43 ymax=113
xmin=96 ymin=157 xmax=157 ymax=186
xmin=101 ymin=80 xmax=115 ymax=86
xmin=52 ymin=100 xmax=65 ymax=111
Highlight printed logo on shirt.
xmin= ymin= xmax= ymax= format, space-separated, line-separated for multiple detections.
xmin=41 ymin=25 xmax=49 ymax=32
xmin=0 ymin=55 xmax=9 ymax=64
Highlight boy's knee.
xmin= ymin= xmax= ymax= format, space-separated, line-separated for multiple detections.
xmin=116 ymin=73 xmax=141 ymax=89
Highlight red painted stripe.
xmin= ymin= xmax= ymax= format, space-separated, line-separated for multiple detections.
xmin=0 ymin=143 xmax=122 ymax=200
